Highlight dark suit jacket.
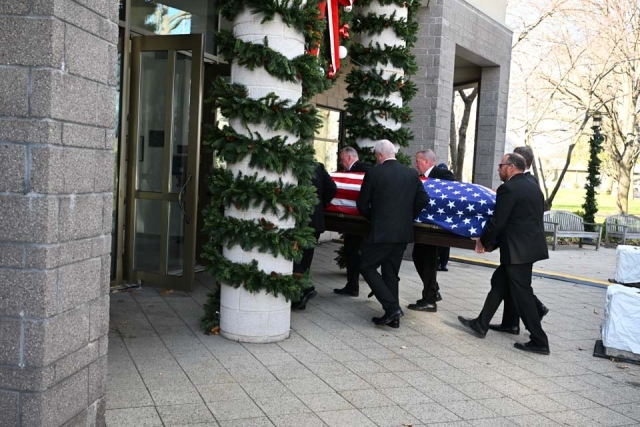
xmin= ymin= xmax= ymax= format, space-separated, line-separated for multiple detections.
xmin=349 ymin=160 xmax=373 ymax=173
xmin=310 ymin=163 xmax=337 ymax=233
xmin=480 ymin=173 xmax=548 ymax=265
xmin=428 ymin=165 xmax=456 ymax=181
xmin=357 ymin=160 xmax=430 ymax=244
xmin=525 ymin=171 xmax=539 ymax=185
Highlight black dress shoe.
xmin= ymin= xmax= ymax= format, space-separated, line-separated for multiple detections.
xmin=457 ymin=316 xmax=487 ymax=338
xmin=291 ymin=289 xmax=317 ymax=310
xmin=372 ymin=309 xmax=403 ymax=325
xmin=488 ymin=324 xmax=520 ymax=335
xmin=436 ymin=292 xmax=442 ymax=302
xmin=438 ymin=266 xmax=449 ymax=272
xmin=372 ymin=317 xmax=400 ymax=328
xmin=334 ymin=287 xmax=358 ymax=297
xmin=539 ymin=306 xmax=549 ymax=320
xmin=407 ymin=302 xmax=437 ymax=312
xmin=514 ymin=341 xmax=550 ymax=355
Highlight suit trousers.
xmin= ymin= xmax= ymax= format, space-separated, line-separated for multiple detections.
xmin=344 ymin=234 xmax=364 ymax=290
xmin=500 ymin=291 xmax=546 ymax=328
xmin=412 ymin=243 xmax=439 ymax=304
xmin=478 ymin=264 xmax=549 ymax=348
xmin=293 ymin=232 xmax=321 ymax=274
xmin=438 ymin=246 xmax=450 ymax=268
xmin=360 ymin=242 xmax=407 ymax=313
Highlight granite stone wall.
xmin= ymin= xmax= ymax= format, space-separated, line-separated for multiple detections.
xmin=408 ymin=0 xmax=512 ymax=189
xmin=0 ymin=0 xmax=118 ymax=425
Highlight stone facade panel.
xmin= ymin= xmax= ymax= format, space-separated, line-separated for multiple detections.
xmin=0 ymin=0 xmax=29 ymax=14
xmin=62 ymin=123 xmax=106 ymax=149
xmin=21 ymin=369 xmax=89 ymax=427
xmin=0 ymin=144 xmax=25 ymax=193
xmin=0 ymin=17 xmax=64 ymax=67
xmin=88 ymin=355 xmax=108 ymax=404
xmin=25 ymin=236 xmax=111 ymax=270
xmin=53 ymin=342 xmax=99 ymax=384
xmin=0 ymin=268 xmax=57 ymax=317
xmin=0 ymin=244 xmax=23 ymax=268
xmin=0 ymin=390 xmax=18 ymax=427
xmin=0 ymin=68 xmax=28 ymax=117
xmin=66 ymin=24 xmax=110 ymax=83
xmin=0 ymin=318 xmax=21 ymax=365
xmin=89 ymin=295 xmax=110 ymax=341
xmin=59 ymin=258 xmax=102 ymax=312
xmin=31 ymin=70 xmax=99 ymax=125
xmin=0 ymin=365 xmax=55 ymax=392
xmin=94 ymin=151 xmax=115 ymax=192
xmin=24 ymin=306 xmax=90 ymax=366
xmin=59 ymin=194 xmax=105 ymax=242
xmin=0 ymin=119 xmax=62 ymax=145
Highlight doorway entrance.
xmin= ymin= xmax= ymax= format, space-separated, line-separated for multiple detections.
xmin=124 ymin=34 xmax=204 ymax=291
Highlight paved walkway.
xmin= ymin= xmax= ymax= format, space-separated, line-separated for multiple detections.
xmin=106 ymin=242 xmax=640 ymax=427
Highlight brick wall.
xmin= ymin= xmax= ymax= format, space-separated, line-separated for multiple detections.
xmin=0 ymin=0 xmax=118 ymax=425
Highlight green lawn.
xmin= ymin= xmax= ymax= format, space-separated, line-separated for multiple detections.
xmin=547 ymin=188 xmax=640 ymax=220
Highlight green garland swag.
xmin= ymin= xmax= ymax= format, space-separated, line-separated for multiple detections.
xmin=349 ymin=43 xmax=418 ymax=76
xmin=345 ymin=69 xmax=418 ymax=101
xmin=344 ymin=97 xmax=413 ymax=123
xmin=351 ymin=11 xmax=419 ymax=46
xmin=208 ymin=169 xmax=318 ymax=225
xmin=206 ymin=127 xmax=317 ymax=182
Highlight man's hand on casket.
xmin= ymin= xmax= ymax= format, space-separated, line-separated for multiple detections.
xmin=474 ymin=239 xmax=485 ymax=254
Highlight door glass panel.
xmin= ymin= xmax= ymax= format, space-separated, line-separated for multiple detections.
xmin=167 ymin=202 xmax=185 ymax=275
xmin=170 ymin=52 xmax=192 ymax=193
xmin=134 ymin=199 xmax=163 ymax=273
xmin=137 ymin=51 xmax=168 ymax=193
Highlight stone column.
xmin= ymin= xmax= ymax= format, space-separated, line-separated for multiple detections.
xmin=0 ymin=0 xmax=118 ymax=425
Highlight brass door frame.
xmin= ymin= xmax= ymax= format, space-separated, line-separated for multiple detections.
xmin=125 ymin=34 xmax=204 ymax=291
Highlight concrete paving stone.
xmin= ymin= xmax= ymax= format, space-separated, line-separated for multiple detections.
xmin=297 ymin=392 xmax=354 ymax=412
xmin=339 ymin=389 xmax=395 ymax=409
xmin=105 ymin=407 xmax=163 ymax=426
xmin=610 ymin=403 xmax=640 ymax=421
xmin=327 ymin=348 xmax=369 ymax=362
xmin=215 ymin=355 xmax=262 ymax=370
xmin=476 ymin=397 xmax=535 ymax=417
xmin=323 ymin=373 xmax=372 ymax=392
xmin=577 ymin=406 xmax=638 ymax=426
xmin=269 ymin=413 xmax=328 ymax=427
xmin=255 ymin=395 xmax=311 ymax=417
xmin=452 ymin=382 xmax=504 ymax=400
xmin=552 ymin=362 xmax=591 ymax=376
xmin=358 ymin=372 xmax=409 ymax=389
xmin=467 ymin=418 xmax=518 ymax=427
xmin=156 ymin=403 xmax=216 ymax=426
xmin=543 ymin=410 xmax=603 ymax=426
xmin=268 ymin=361 xmax=316 ymax=381
xmin=148 ymin=385 xmax=202 ymax=405
xmin=106 ymin=385 xmax=154 ymax=409
xmin=403 ymin=402 xmax=462 ymax=424
xmin=228 ymin=368 xmax=277 ymax=384
xmin=414 ymin=383 xmax=471 ymax=403
xmin=316 ymin=409 xmax=378 ymax=427
xmin=305 ymin=362 xmax=353 ymax=379
xmin=241 ymin=380 xmax=292 ymax=400
xmin=430 ymin=367 xmax=479 ymax=385
xmin=577 ymin=387 xmax=637 ymax=406
xmin=484 ymin=378 xmax=535 ymax=397
xmin=545 ymin=392 xmax=603 ymax=410
xmin=341 ymin=359 xmax=387 ymax=374
xmin=489 ymin=365 xmax=537 ymax=381
xmin=410 ymin=356 xmax=456 ymax=372
xmin=219 ymin=418 xmax=274 ymax=427
xmin=206 ymin=398 xmax=265 ymax=421
xmin=289 ymin=350 xmax=335 ymax=365
xmin=506 ymin=414 xmax=563 ymax=426
xmin=197 ymin=383 xmax=249 ymax=402
xmin=459 ymin=367 xmax=509 ymax=384
xmin=548 ymin=375 xmax=596 ymax=392
xmin=512 ymin=393 xmax=569 ymax=413
xmin=252 ymin=352 xmax=298 ymax=366
xmin=283 ymin=376 xmax=334 ymax=395
xmin=369 ymin=345 xmax=415 ymax=360
xmin=442 ymin=399 xmax=500 ymax=420
xmin=378 ymin=387 xmax=433 ymax=405
xmin=360 ymin=404 xmax=419 ymax=427
xmin=612 ymin=385 xmax=640 ymax=403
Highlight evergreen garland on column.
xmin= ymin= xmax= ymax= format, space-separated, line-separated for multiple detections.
xmin=200 ymin=0 xmax=333 ymax=334
xmin=581 ymin=123 xmax=604 ymax=230
xmin=343 ymin=0 xmax=419 ymax=164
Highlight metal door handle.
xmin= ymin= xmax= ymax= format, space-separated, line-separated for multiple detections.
xmin=178 ymin=173 xmax=192 ymax=224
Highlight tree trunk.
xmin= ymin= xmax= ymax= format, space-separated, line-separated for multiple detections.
xmin=449 ymin=96 xmax=457 ymax=174
xmin=544 ymin=143 xmax=577 ymax=211
xmin=616 ymin=157 xmax=633 ymax=213
xmin=455 ymin=88 xmax=477 ymax=181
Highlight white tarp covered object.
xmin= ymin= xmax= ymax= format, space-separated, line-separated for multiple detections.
xmin=602 ymin=284 xmax=640 ymax=354
xmin=615 ymin=245 xmax=640 ymax=284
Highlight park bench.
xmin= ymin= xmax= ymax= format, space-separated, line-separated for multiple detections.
xmin=543 ymin=210 xmax=602 ymax=251
xmin=604 ymin=214 xmax=640 ymax=245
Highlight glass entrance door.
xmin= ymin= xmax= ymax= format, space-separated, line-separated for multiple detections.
xmin=126 ymin=34 xmax=204 ymax=291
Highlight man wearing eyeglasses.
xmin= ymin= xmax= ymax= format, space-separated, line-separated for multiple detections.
xmin=458 ymin=153 xmax=550 ymax=355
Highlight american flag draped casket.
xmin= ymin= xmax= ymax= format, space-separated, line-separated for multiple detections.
xmin=327 ymin=172 xmax=496 ymax=238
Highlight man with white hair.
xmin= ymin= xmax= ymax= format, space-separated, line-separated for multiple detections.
xmin=357 ymin=140 xmax=430 ymax=328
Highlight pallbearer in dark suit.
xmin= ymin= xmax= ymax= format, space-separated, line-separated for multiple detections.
xmin=334 ymin=147 xmax=373 ymax=297
xmin=357 ymin=140 xmax=430 ymax=328
xmin=408 ymin=150 xmax=455 ymax=313
xmin=488 ymin=146 xmax=549 ymax=334
xmin=458 ymin=153 xmax=551 ymax=355
xmin=292 ymin=162 xmax=337 ymax=310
